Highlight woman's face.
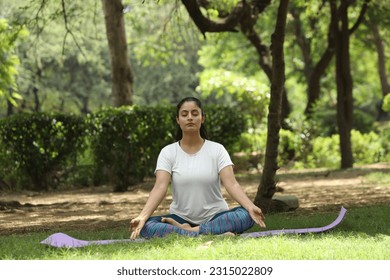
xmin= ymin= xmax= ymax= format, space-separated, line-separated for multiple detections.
xmin=176 ymin=101 xmax=205 ymax=134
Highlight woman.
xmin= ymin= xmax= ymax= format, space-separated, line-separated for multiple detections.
xmin=130 ymin=97 xmax=265 ymax=239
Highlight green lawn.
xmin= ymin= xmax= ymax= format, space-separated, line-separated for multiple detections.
xmin=0 ymin=205 xmax=388 ymax=260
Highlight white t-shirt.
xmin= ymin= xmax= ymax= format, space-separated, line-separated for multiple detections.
xmin=155 ymin=140 xmax=233 ymax=224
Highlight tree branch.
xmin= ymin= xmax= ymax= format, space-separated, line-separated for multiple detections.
xmin=180 ymin=0 xmax=244 ymax=37
xmin=349 ymin=0 xmax=370 ymax=34
xmin=61 ymin=0 xmax=85 ymax=57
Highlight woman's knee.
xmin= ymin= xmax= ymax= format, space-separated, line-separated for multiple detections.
xmin=199 ymin=207 xmax=254 ymax=235
xmin=141 ymin=219 xmax=199 ymax=238
xmin=234 ymin=207 xmax=255 ymax=230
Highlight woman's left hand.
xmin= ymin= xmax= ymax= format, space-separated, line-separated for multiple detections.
xmin=248 ymin=206 xmax=266 ymax=228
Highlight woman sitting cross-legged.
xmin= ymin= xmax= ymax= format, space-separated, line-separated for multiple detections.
xmin=129 ymin=97 xmax=266 ymax=239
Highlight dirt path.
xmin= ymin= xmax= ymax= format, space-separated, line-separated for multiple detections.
xmin=1 ymin=163 xmax=389 ymax=235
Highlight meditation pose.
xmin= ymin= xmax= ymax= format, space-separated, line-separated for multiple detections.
xmin=130 ymin=97 xmax=266 ymax=239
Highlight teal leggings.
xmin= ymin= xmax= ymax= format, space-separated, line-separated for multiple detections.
xmin=140 ymin=207 xmax=254 ymax=238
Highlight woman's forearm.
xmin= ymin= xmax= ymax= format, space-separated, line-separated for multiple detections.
xmin=137 ymin=184 xmax=167 ymax=219
xmin=136 ymin=170 xmax=171 ymax=219
xmin=225 ymin=182 xmax=255 ymax=209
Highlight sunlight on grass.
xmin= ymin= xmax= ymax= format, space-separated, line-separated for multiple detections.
xmin=363 ymin=172 xmax=390 ymax=186
xmin=0 ymin=205 xmax=388 ymax=260
xmin=32 ymin=232 xmax=389 ymax=260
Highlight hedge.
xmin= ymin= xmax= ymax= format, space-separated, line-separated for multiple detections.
xmin=0 ymin=112 xmax=85 ymax=190
xmin=0 ymin=105 xmax=247 ymax=191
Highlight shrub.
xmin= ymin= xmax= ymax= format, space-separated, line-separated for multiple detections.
xmin=378 ymin=123 xmax=390 ymax=162
xmin=87 ymin=106 xmax=175 ymax=191
xmin=0 ymin=113 xmax=85 ymax=190
xmin=0 ymin=105 xmax=247 ymax=191
xmin=308 ymin=135 xmax=340 ymax=169
xmin=382 ymin=94 xmax=390 ymax=113
xmin=203 ymin=105 xmax=247 ymax=153
xmin=351 ymin=130 xmax=384 ymax=164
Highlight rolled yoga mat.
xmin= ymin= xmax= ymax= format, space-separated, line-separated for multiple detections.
xmin=40 ymin=206 xmax=347 ymax=248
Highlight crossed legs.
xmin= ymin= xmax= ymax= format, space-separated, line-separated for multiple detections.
xmin=140 ymin=207 xmax=254 ymax=238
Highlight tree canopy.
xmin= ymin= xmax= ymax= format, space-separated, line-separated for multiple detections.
xmin=0 ymin=0 xmax=389 ymax=199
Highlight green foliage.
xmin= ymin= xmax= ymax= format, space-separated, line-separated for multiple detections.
xmin=0 ymin=113 xmax=85 ymax=190
xmin=87 ymin=106 xmax=174 ymax=191
xmin=198 ymin=69 xmax=269 ymax=128
xmin=308 ymin=99 xmax=377 ymax=137
xmin=377 ymin=123 xmax=390 ymax=162
xmin=301 ymin=129 xmax=387 ymax=169
xmin=204 ymin=105 xmax=247 ymax=153
xmin=0 ymin=105 xmax=246 ymax=191
xmin=236 ymin=125 xmax=389 ymax=170
xmin=383 ymin=94 xmax=390 ymax=113
xmin=0 ymin=0 xmax=112 ymax=114
xmin=234 ymin=132 xmax=267 ymax=153
xmin=1 ymin=0 xmax=387 ymax=174
xmin=278 ymin=129 xmax=309 ymax=167
xmin=0 ymin=18 xmax=27 ymax=106
xmin=308 ymin=135 xmax=341 ymax=169
xmin=351 ymin=130 xmax=384 ymax=164
xmin=127 ymin=1 xmax=202 ymax=105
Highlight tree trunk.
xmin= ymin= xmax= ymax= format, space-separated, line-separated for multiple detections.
xmin=181 ymin=0 xmax=290 ymax=208
xmin=305 ymin=46 xmax=334 ymax=115
xmin=330 ymin=0 xmax=369 ymax=168
xmin=370 ymin=23 xmax=390 ymax=96
xmin=368 ymin=19 xmax=390 ymax=121
xmin=6 ymin=100 xmax=14 ymax=116
xmin=254 ymin=0 xmax=289 ymax=212
xmin=290 ymin=3 xmax=336 ymax=116
xmin=32 ymin=86 xmax=40 ymax=112
xmin=102 ymin=0 xmax=133 ymax=107
xmin=332 ymin=0 xmax=354 ymax=169
xmin=239 ymin=7 xmax=290 ymax=127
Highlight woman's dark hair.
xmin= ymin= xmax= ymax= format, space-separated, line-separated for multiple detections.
xmin=176 ymin=96 xmax=208 ymax=141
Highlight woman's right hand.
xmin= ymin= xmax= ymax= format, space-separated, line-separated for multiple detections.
xmin=130 ymin=216 xmax=147 ymax=239
xmin=129 ymin=170 xmax=171 ymax=239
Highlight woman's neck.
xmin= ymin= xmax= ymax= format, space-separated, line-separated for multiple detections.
xmin=179 ymin=134 xmax=205 ymax=154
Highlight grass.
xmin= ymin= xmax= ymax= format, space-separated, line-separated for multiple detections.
xmin=0 ymin=205 xmax=389 ymax=260
xmin=363 ymin=171 xmax=390 ymax=186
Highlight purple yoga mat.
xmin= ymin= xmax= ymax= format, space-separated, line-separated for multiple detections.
xmin=40 ymin=207 xmax=347 ymax=248
xmin=241 ymin=206 xmax=347 ymax=238
xmin=40 ymin=233 xmax=145 ymax=248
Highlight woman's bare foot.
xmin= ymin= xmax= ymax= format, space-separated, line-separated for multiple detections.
xmin=162 ymin=217 xmax=200 ymax=232
xmin=218 ymin=232 xmax=235 ymax=237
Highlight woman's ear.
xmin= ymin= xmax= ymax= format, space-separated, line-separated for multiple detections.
xmin=176 ymin=117 xmax=180 ymax=125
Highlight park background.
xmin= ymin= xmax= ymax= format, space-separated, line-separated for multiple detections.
xmin=0 ymin=0 xmax=389 ymax=260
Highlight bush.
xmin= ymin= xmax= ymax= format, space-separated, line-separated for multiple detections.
xmin=308 ymin=135 xmax=341 ymax=168
xmin=297 ymin=130 xmax=386 ymax=169
xmin=378 ymin=123 xmax=390 ymax=162
xmin=352 ymin=130 xmax=384 ymax=164
xmin=203 ymin=105 xmax=247 ymax=153
xmin=0 ymin=113 xmax=85 ymax=190
xmin=382 ymin=94 xmax=390 ymax=113
xmin=0 ymin=105 xmax=247 ymax=191
xmin=87 ymin=106 xmax=174 ymax=191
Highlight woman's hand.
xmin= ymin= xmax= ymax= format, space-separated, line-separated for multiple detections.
xmin=129 ymin=170 xmax=171 ymax=239
xmin=130 ymin=216 xmax=147 ymax=239
xmin=248 ymin=206 xmax=266 ymax=228
xmin=220 ymin=166 xmax=266 ymax=228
